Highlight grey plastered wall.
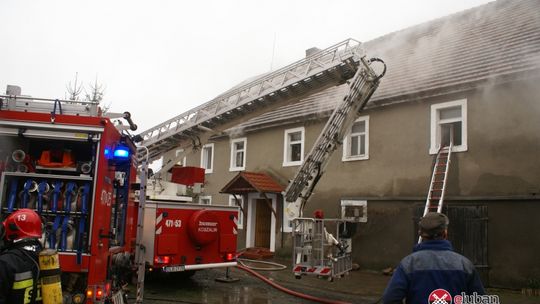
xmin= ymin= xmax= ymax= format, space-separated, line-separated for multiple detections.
xmin=350 ymin=199 xmax=540 ymax=288
xmin=174 ymin=77 xmax=540 ymax=287
xmin=487 ymin=200 xmax=540 ymax=288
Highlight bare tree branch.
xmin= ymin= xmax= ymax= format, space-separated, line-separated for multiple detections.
xmin=65 ymin=73 xmax=111 ymax=113
xmin=66 ymin=72 xmax=83 ymax=101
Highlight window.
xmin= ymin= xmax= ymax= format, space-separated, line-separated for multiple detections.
xmin=342 ymin=116 xmax=369 ymax=161
xmin=340 ymin=199 xmax=368 ymax=223
xmin=430 ymin=99 xmax=467 ymax=154
xmin=228 ymin=195 xmax=244 ymax=229
xmin=283 ymin=127 xmax=305 ymax=167
xmin=282 ymin=212 xmax=293 ymax=233
xmin=200 ymin=143 xmax=214 ymax=173
xmin=175 ymin=149 xmax=187 ymax=166
xmin=199 ymin=196 xmax=212 ymax=205
xmin=230 ymin=138 xmax=247 ymax=171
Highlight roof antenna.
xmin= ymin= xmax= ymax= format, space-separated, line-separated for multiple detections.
xmin=270 ymin=32 xmax=277 ymax=71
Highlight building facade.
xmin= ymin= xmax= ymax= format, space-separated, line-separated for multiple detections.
xmin=163 ymin=0 xmax=540 ymax=287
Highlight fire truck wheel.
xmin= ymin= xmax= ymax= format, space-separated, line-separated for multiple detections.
xmin=187 ymin=210 xmax=219 ymax=246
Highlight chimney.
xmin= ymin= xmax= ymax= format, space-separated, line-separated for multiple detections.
xmin=6 ymin=85 xmax=21 ymax=96
xmin=305 ymin=47 xmax=321 ymax=58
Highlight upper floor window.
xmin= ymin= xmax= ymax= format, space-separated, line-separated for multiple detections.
xmin=342 ymin=116 xmax=369 ymax=161
xmin=230 ymin=138 xmax=247 ymax=171
xmin=175 ymin=149 xmax=187 ymax=166
xmin=430 ymin=99 xmax=468 ymax=154
xmin=200 ymin=143 xmax=214 ymax=173
xmin=228 ymin=195 xmax=244 ymax=229
xmin=283 ymin=127 xmax=304 ymax=167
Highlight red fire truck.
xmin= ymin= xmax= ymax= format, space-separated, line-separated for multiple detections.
xmin=140 ymin=166 xmax=238 ymax=274
xmin=0 ymin=86 xmax=240 ymax=303
xmin=0 ymin=39 xmax=383 ymax=303
xmin=0 ymin=87 xmax=139 ymax=303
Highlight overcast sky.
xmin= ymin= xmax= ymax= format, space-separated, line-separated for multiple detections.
xmin=0 ymin=0 xmax=493 ymax=132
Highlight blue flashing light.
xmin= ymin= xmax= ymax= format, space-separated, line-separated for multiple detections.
xmin=113 ymin=146 xmax=130 ymax=159
xmin=104 ymin=148 xmax=111 ymax=159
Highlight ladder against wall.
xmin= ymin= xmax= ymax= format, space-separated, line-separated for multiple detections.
xmin=419 ymin=143 xmax=453 ymax=243
xmin=136 ymin=39 xmax=365 ymax=163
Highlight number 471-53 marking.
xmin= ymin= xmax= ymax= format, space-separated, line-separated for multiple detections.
xmin=165 ymin=219 xmax=182 ymax=228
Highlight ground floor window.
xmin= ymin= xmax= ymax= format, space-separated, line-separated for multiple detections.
xmin=199 ymin=195 xmax=212 ymax=205
xmin=229 ymin=195 xmax=244 ymax=229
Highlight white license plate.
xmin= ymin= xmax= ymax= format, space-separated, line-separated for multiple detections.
xmin=162 ymin=265 xmax=185 ymax=272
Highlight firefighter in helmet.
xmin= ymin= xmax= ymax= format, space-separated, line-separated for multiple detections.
xmin=0 ymin=208 xmax=43 ymax=304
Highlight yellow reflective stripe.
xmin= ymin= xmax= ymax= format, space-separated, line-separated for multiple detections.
xmin=12 ymin=278 xmax=33 ymax=290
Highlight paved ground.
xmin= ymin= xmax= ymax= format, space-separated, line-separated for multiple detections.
xmin=133 ymin=258 xmax=539 ymax=304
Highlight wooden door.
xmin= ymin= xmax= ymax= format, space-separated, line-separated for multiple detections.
xmin=414 ymin=205 xmax=489 ymax=285
xmin=254 ymin=199 xmax=271 ymax=248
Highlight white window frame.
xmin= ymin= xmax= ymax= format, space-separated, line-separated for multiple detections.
xmin=200 ymin=143 xmax=214 ymax=174
xmin=342 ymin=116 xmax=369 ymax=161
xmin=282 ymin=127 xmax=305 ymax=167
xmin=199 ymin=195 xmax=212 ymax=205
xmin=282 ymin=211 xmax=293 ymax=233
xmin=430 ymin=99 xmax=468 ymax=154
xmin=340 ymin=199 xmax=368 ymax=223
xmin=229 ymin=137 xmax=247 ymax=172
xmin=228 ymin=195 xmax=244 ymax=229
xmin=175 ymin=149 xmax=187 ymax=166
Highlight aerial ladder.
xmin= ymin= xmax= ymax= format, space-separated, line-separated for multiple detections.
xmin=136 ymin=39 xmax=386 ymax=281
xmin=136 ymin=39 xmax=365 ymax=175
xmin=283 ymin=56 xmax=385 ymax=219
xmin=284 ymin=56 xmax=386 ymax=280
xmin=130 ymin=40 xmax=372 ymax=300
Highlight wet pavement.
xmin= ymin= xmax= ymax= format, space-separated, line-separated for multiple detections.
xmin=132 ymin=259 xmax=540 ymax=304
xmin=134 ymin=261 xmax=383 ymax=304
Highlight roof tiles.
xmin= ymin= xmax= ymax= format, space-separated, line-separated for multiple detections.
xmin=221 ymin=171 xmax=285 ymax=194
xmin=232 ymin=0 xmax=540 ymax=131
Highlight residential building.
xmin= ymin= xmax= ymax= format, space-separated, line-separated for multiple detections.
xmin=164 ymin=0 xmax=540 ymax=287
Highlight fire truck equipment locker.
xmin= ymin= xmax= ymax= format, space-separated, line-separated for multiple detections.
xmin=0 ymin=94 xmax=139 ymax=303
xmin=142 ymin=199 xmax=238 ymax=273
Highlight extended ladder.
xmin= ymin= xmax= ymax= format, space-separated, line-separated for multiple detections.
xmin=284 ymin=57 xmax=386 ymax=218
xmin=137 ymin=39 xmax=364 ymax=164
xmin=418 ymin=142 xmax=453 ymax=243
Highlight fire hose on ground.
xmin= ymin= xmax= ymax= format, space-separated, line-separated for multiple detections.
xmin=234 ymin=257 xmax=352 ymax=304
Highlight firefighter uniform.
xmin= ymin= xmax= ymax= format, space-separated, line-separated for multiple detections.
xmin=0 ymin=240 xmax=43 ymax=304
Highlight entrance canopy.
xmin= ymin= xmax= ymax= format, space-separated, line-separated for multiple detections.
xmin=220 ymin=171 xmax=284 ymax=194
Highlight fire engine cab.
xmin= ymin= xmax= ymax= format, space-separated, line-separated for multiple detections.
xmin=0 ymin=86 xmax=139 ymax=303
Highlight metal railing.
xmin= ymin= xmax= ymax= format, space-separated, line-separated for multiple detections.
xmin=0 ymin=94 xmax=100 ymax=117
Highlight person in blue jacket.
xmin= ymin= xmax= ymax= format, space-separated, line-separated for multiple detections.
xmin=382 ymin=212 xmax=485 ymax=304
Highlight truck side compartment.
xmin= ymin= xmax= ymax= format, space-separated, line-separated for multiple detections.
xmin=143 ymin=201 xmax=238 ymax=273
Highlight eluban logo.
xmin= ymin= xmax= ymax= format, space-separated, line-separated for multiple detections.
xmin=429 ymin=289 xmax=452 ymax=304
